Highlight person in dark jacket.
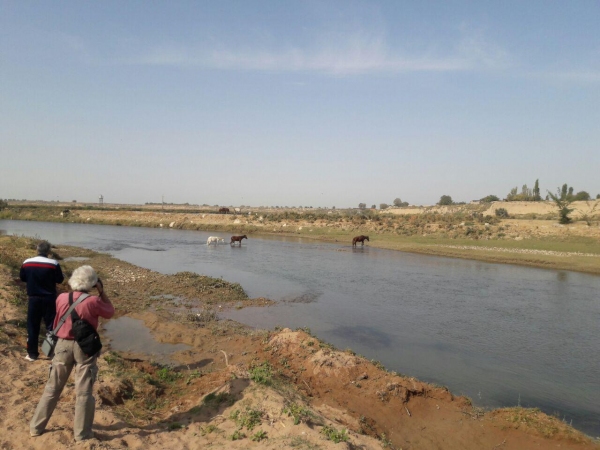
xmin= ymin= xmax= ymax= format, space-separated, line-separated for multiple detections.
xmin=20 ymin=240 xmax=64 ymax=361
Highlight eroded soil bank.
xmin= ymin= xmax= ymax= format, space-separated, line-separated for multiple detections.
xmin=0 ymin=236 xmax=598 ymax=449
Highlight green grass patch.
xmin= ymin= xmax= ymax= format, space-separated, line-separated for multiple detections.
xmin=320 ymin=425 xmax=348 ymax=443
xmin=229 ymin=407 xmax=263 ymax=431
xmin=283 ymin=402 xmax=315 ymax=425
xmin=249 ymin=361 xmax=273 ymax=385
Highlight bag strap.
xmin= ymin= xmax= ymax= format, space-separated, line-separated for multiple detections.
xmin=52 ymin=292 xmax=90 ymax=335
xmin=70 ymin=294 xmax=83 ymax=323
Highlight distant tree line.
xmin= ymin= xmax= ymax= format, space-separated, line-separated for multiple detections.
xmin=505 ymin=179 xmax=542 ymax=201
xmin=504 ymin=180 xmax=591 ymax=202
xmin=359 ymin=198 xmax=411 ymax=210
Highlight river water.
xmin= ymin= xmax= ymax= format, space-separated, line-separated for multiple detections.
xmin=1 ymin=219 xmax=598 ymax=436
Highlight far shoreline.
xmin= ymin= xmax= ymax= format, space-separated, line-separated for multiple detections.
xmin=1 ymin=202 xmax=600 ymax=276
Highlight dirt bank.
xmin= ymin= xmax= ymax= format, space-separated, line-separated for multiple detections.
xmin=1 ymin=236 xmax=598 ymax=449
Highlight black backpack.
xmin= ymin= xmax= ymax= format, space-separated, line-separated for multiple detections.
xmin=69 ymin=292 xmax=103 ymax=357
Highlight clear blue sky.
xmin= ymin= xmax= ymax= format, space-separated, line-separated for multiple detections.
xmin=1 ymin=1 xmax=599 ymax=207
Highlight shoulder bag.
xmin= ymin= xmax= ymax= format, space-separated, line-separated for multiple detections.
xmin=41 ymin=292 xmax=90 ymax=357
xmin=70 ymin=293 xmax=103 ymax=357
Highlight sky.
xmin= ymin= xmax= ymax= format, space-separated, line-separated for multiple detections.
xmin=1 ymin=1 xmax=599 ymax=208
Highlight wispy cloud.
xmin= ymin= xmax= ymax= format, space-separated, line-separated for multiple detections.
xmin=532 ymin=70 xmax=600 ymax=83
xmin=127 ymin=29 xmax=510 ymax=76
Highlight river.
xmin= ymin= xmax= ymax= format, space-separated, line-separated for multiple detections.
xmin=1 ymin=219 xmax=598 ymax=436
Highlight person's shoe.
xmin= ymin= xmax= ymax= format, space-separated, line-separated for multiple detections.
xmin=24 ymin=354 xmax=38 ymax=362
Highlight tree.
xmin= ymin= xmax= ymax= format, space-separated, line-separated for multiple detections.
xmin=561 ymin=184 xmax=568 ymax=200
xmin=506 ymin=179 xmax=541 ymax=201
xmin=521 ymin=184 xmax=532 ymax=199
xmin=597 ymin=194 xmax=600 ymax=199
xmin=358 ymin=203 xmax=366 ymax=209
xmin=579 ymin=200 xmax=599 ymax=226
xmin=371 ymin=204 xmax=376 ymax=209
xmin=574 ymin=191 xmax=591 ymax=201
xmin=533 ymin=179 xmax=541 ymax=201
xmin=506 ymin=187 xmax=518 ymax=201
xmin=438 ymin=195 xmax=453 ymax=206
xmin=380 ymin=203 xmax=389 ymax=210
xmin=393 ymin=198 xmax=409 ymax=207
xmin=480 ymin=195 xmax=499 ymax=203
xmin=548 ymin=188 xmax=574 ymax=224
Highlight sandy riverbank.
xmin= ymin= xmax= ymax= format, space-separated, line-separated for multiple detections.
xmin=1 ymin=236 xmax=598 ymax=449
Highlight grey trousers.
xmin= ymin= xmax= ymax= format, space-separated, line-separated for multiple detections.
xmin=30 ymin=338 xmax=98 ymax=441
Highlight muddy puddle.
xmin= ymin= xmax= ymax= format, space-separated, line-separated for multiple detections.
xmin=103 ymin=316 xmax=191 ymax=366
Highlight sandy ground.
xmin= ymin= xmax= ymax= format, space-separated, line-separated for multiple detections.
xmin=1 ymin=237 xmax=598 ymax=449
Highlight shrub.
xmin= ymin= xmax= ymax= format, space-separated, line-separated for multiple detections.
xmin=230 ymin=407 xmax=263 ymax=431
xmin=321 ymin=425 xmax=348 ymax=443
xmin=548 ymin=189 xmax=574 ymax=224
xmin=249 ymin=361 xmax=273 ymax=385
xmin=251 ymin=430 xmax=267 ymax=441
xmin=480 ymin=195 xmax=499 ymax=203
xmin=283 ymin=402 xmax=315 ymax=425
xmin=156 ymin=366 xmax=182 ymax=383
xmin=495 ymin=208 xmax=509 ymax=218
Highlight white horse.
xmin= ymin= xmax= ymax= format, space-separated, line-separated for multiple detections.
xmin=207 ymin=236 xmax=224 ymax=245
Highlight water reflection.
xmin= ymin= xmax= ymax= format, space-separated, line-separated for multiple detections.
xmin=103 ymin=317 xmax=190 ymax=365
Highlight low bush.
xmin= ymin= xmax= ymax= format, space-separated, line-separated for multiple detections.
xmin=495 ymin=208 xmax=509 ymax=218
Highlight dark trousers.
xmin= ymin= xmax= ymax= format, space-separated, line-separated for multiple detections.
xmin=27 ymin=296 xmax=57 ymax=357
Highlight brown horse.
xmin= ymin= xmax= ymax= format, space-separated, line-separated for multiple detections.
xmin=230 ymin=235 xmax=247 ymax=246
xmin=352 ymin=235 xmax=369 ymax=247
xmin=219 ymin=207 xmax=230 ymax=214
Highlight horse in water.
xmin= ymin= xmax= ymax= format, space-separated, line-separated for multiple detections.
xmin=207 ymin=236 xmax=224 ymax=245
xmin=219 ymin=207 xmax=230 ymax=214
xmin=230 ymin=235 xmax=248 ymax=246
xmin=352 ymin=235 xmax=369 ymax=247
